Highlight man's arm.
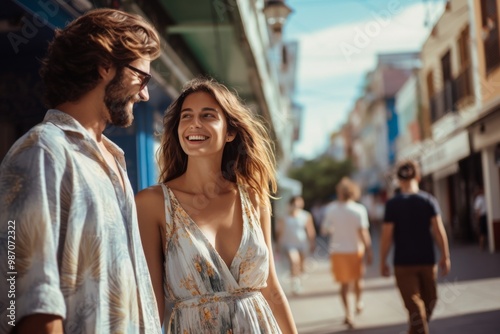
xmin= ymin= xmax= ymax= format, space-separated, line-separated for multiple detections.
xmin=379 ymin=223 xmax=394 ymax=276
xmin=431 ymin=215 xmax=451 ymax=276
xmin=0 ymin=146 xmax=66 ymax=332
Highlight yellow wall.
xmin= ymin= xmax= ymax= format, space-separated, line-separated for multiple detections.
xmin=420 ymin=0 xmax=470 ymax=102
xmin=472 ymin=0 xmax=500 ymax=106
xmin=418 ymin=0 xmax=470 ymax=137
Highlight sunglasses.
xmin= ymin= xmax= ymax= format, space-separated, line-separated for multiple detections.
xmin=125 ymin=64 xmax=152 ymax=90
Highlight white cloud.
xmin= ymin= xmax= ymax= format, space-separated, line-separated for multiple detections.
xmin=292 ymin=1 xmax=445 ymax=159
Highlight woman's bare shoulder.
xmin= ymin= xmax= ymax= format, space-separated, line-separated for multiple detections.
xmin=135 ymin=184 xmax=166 ymax=223
xmin=136 ymin=184 xmax=164 ymax=202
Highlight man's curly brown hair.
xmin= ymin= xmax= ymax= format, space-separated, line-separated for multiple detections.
xmin=40 ymin=8 xmax=160 ymax=108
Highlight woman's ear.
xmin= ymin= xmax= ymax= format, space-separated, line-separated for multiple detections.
xmin=226 ymin=131 xmax=236 ymax=143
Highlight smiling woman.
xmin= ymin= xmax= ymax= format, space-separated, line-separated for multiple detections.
xmin=177 ymin=91 xmax=236 ymax=157
xmin=135 ymin=77 xmax=298 ymax=334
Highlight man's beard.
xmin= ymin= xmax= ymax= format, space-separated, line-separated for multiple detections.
xmin=104 ymin=69 xmax=135 ymax=127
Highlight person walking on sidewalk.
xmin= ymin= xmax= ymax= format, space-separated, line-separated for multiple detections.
xmin=380 ymin=160 xmax=451 ymax=334
xmin=276 ymin=195 xmax=316 ymax=294
xmin=0 ymin=9 xmax=162 ymax=333
xmin=322 ymin=177 xmax=373 ymax=328
xmin=474 ymin=185 xmax=488 ymax=251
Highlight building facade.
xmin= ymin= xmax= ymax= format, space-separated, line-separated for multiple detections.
xmin=348 ymin=53 xmax=419 ymax=196
xmin=1 ymin=0 xmax=296 ymax=195
xmin=468 ymin=0 xmax=500 ymax=251
xmin=412 ymin=0 xmax=500 ymax=251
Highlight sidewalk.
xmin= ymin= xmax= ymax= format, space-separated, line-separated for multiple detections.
xmin=275 ymin=229 xmax=500 ymax=334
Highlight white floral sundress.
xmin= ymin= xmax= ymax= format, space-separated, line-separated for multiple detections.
xmin=160 ymin=184 xmax=282 ymax=334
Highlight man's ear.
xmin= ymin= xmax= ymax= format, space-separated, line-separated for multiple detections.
xmin=98 ymin=63 xmax=115 ymax=82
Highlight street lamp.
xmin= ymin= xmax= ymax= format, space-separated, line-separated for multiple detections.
xmin=263 ymin=0 xmax=293 ymax=36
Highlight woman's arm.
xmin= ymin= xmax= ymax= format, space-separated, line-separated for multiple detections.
xmin=245 ymin=191 xmax=297 ymax=332
xmin=358 ymin=228 xmax=373 ymax=265
xmin=135 ymin=186 xmax=166 ymax=324
xmin=305 ymin=211 xmax=316 ymax=252
xmin=257 ymin=201 xmax=298 ymax=334
xmin=358 ymin=207 xmax=372 ymax=264
xmin=16 ymin=314 xmax=63 ymax=334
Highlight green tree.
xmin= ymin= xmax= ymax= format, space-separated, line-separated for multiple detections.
xmin=288 ymin=157 xmax=354 ymax=209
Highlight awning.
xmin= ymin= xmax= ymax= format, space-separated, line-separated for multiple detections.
xmin=420 ymin=130 xmax=470 ymax=176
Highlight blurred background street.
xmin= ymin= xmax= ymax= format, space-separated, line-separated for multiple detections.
xmin=276 ymin=225 xmax=500 ymax=333
xmin=2 ymin=0 xmax=500 ymax=332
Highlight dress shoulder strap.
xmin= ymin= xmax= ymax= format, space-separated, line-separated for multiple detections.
xmin=238 ymin=184 xmax=261 ymax=226
xmin=160 ymin=183 xmax=175 ymax=238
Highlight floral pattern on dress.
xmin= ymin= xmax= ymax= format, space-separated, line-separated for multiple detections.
xmin=161 ymin=184 xmax=281 ymax=334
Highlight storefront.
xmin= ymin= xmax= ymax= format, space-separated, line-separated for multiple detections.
xmin=470 ymin=108 xmax=500 ymax=252
xmin=1 ymin=1 xmax=174 ymax=192
xmin=421 ymin=130 xmax=482 ymax=241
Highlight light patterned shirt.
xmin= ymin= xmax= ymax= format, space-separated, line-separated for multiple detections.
xmin=0 ymin=110 xmax=161 ymax=334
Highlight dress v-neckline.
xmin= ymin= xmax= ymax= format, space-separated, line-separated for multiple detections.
xmin=166 ymin=185 xmax=247 ymax=274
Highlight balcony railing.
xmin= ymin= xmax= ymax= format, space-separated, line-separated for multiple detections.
xmin=429 ymin=65 xmax=473 ymax=123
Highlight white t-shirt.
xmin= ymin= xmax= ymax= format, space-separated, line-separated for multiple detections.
xmin=281 ymin=210 xmax=309 ymax=247
xmin=322 ymin=201 xmax=369 ymax=254
xmin=474 ymin=194 xmax=487 ymax=216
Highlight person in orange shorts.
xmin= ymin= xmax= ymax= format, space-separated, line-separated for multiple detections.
xmin=321 ymin=177 xmax=373 ymax=328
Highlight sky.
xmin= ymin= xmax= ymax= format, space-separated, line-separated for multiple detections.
xmin=283 ymin=0 xmax=446 ymax=159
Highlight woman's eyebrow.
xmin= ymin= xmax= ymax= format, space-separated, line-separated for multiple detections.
xmin=180 ymin=107 xmax=218 ymax=112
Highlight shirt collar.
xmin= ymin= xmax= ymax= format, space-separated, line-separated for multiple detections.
xmin=43 ymin=109 xmax=125 ymax=158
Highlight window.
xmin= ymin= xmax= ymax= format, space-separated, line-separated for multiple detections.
xmin=427 ymin=70 xmax=435 ymax=97
xmin=480 ymin=0 xmax=500 ymax=73
xmin=456 ymin=26 xmax=473 ymax=104
xmin=458 ymin=26 xmax=470 ymax=69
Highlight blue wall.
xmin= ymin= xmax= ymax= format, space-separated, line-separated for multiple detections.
xmin=386 ymin=97 xmax=399 ymax=165
xmin=107 ymin=93 xmax=172 ymax=193
xmin=107 ymin=106 xmax=164 ymax=194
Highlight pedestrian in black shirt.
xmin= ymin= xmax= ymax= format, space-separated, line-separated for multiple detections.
xmin=380 ymin=160 xmax=451 ymax=334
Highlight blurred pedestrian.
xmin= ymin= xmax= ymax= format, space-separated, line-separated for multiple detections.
xmin=380 ymin=160 xmax=451 ymax=334
xmin=0 ymin=9 xmax=162 ymax=334
xmin=311 ymin=200 xmax=326 ymax=235
xmin=276 ymin=196 xmax=316 ymax=294
xmin=474 ymin=185 xmax=488 ymax=251
xmin=135 ymin=78 xmax=297 ymax=333
xmin=322 ymin=177 xmax=373 ymax=328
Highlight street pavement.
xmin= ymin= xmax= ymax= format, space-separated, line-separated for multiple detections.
xmin=275 ymin=226 xmax=500 ymax=334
